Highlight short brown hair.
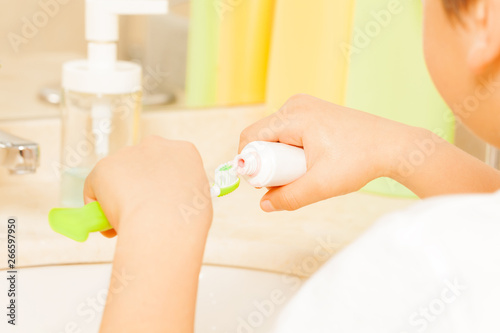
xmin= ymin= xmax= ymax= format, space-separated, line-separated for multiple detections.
xmin=442 ymin=0 xmax=474 ymax=17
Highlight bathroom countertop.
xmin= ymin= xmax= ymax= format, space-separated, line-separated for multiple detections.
xmin=0 ymin=104 xmax=416 ymax=277
xmin=0 ymin=175 xmax=414 ymax=278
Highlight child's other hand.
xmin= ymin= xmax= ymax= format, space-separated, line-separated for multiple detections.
xmin=239 ymin=94 xmax=417 ymax=212
xmin=83 ymin=136 xmax=213 ymax=236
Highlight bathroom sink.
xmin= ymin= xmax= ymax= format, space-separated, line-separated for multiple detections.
xmin=0 ymin=264 xmax=302 ymax=332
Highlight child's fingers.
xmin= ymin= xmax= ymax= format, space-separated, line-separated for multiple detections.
xmin=239 ymin=114 xmax=281 ymax=153
xmin=238 ymin=104 xmax=306 ymax=153
xmin=84 ymin=170 xmax=117 ymax=238
xmin=259 ymin=167 xmax=325 ymax=212
xmin=83 ymin=172 xmax=97 ymax=205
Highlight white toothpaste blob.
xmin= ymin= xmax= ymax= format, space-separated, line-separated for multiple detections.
xmin=210 ymin=161 xmax=240 ymax=197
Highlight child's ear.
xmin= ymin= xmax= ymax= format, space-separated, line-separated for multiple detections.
xmin=467 ymin=0 xmax=500 ymax=75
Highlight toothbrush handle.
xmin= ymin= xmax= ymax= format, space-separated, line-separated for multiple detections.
xmin=48 ymin=201 xmax=112 ymax=242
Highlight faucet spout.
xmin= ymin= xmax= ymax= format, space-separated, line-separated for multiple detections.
xmin=0 ymin=130 xmax=40 ymax=174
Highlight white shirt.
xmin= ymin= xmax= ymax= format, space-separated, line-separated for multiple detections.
xmin=273 ymin=191 xmax=500 ymax=332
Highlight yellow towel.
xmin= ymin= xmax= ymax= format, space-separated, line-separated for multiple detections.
xmin=265 ymin=0 xmax=356 ymax=114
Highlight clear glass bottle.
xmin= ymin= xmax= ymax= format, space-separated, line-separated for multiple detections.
xmin=59 ymin=0 xmax=168 ymax=207
xmin=58 ymin=0 xmax=166 ymax=207
xmin=60 ymin=91 xmax=141 ymax=207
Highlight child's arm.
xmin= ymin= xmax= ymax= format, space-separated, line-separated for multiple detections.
xmin=388 ymin=127 xmax=500 ymax=198
xmin=83 ymin=137 xmax=213 ymax=332
xmin=239 ymin=94 xmax=500 ymax=212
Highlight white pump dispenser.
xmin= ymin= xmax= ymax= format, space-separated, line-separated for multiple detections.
xmin=60 ymin=0 xmax=167 ymax=207
xmin=63 ymin=0 xmax=168 ymax=95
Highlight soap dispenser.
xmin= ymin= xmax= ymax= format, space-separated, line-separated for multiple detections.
xmin=60 ymin=0 xmax=167 ymax=207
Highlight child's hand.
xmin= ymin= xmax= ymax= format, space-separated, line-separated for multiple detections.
xmin=83 ymin=136 xmax=213 ymax=236
xmin=239 ymin=94 xmax=419 ymax=212
xmin=89 ymin=137 xmax=213 ymax=332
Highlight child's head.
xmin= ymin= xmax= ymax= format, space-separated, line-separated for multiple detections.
xmin=423 ymin=0 xmax=500 ymax=146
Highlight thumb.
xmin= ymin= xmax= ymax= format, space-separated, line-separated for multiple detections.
xmin=83 ymin=171 xmax=117 ymax=238
xmin=83 ymin=173 xmax=97 ymax=205
xmin=260 ymin=169 xmax=325 ymax=212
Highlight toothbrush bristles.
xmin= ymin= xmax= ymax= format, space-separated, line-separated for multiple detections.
xmin=215 ymin=161 xmax=239 ymax=187
xmin=210 ymin=161 xmax=240 ymax=197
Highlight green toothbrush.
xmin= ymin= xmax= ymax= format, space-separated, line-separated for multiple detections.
xmin=48 ymin=201 xmax=112 ymax=242
xmin=49 ymin=161 xmax=240 ymax=242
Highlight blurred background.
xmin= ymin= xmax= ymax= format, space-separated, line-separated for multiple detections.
xmin=0 ymin=0 xmax=188 ymax=119
xmin=0 ymin=0 xmax=497 ymax=191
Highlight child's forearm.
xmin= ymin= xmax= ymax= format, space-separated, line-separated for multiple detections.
xmin=99 ymin=207 xmax=211 ymax=333
xmin=389 ymin=127 xmax=500 ymax=198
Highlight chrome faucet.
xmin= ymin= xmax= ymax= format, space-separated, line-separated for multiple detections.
xmin=0 ymin=130 xmax=40 ymax=174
